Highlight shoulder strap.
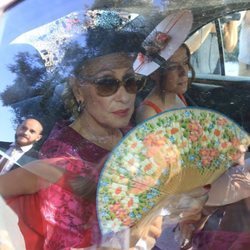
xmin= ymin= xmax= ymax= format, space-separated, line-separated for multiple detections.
xmin=142 ymin=100 xmax=163 ymax=113
xmin=177 ymin=94 xmax=188 ymax=106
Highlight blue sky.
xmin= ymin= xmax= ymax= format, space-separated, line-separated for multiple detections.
xmin=0 ymin=44 xmax=15 ymax=141
xmin=0 ymin=28 xmax=16 ymax=142
xmin=0 ymin=105 xmax=15 ymax=142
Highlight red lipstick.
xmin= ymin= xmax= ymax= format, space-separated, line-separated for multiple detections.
xmin=112 ymin=108 xmax=130 ymax=117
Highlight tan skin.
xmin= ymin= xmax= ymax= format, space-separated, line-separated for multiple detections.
xmin=70 ymin=53 xmax=136 ymax=151
xmin=186 ymin=20 xmax=239 ymax=55
xmin=0 ymin=52 xmax=161 ymax=248
xmin=136 ymin=45 xmax=190 ymax=123
xmin=15 ymin=118 xmax=43 ymax=147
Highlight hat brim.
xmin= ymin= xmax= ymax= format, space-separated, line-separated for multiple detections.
xmin=11 ymin=10 xmax=140 ymax=70
xmin=97 ymin=107 xmax=250 ymax=235
xmin=133 ymin=10 xmax=193 ymax=76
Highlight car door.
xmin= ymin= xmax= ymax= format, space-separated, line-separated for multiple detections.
xmin=186 ymin=10 xmax=250 ymax=133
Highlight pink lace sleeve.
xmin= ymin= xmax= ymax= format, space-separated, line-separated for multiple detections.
xmin=39 ymin=138 xmax=100 ymax=180
xmin=37 ymin=138 xmax=101 ymax=248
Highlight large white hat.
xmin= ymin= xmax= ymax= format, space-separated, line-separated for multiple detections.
xmin=133 ymin=10 xmax=193 ymax=76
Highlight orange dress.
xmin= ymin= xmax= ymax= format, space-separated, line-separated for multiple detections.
xmin=141 ymin=94 xmax=188 ymax=114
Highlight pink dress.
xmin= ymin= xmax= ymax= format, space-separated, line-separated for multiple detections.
xmin=192 ymin=199 xmax=250 ymax=250
xmin=192 ymin=231 xmax=250 ymax=250
xmin=38 ymin=122 xmax=109 ymax=249
xmin=8 ymin=122 xmax=130 ymax=250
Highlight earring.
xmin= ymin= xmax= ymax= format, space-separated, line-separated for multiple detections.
xmin=77 ymin=100 xmax=85 ymax=113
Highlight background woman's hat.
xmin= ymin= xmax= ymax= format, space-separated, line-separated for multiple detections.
xmin=133 ymin=10 xmax=193 ymax=76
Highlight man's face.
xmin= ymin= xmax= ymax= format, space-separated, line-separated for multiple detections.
xmin=15 ymin=119 xmax=43 ymax=146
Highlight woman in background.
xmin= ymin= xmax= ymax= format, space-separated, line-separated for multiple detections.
xmin=136 ymin=43 xmax=194 ymax=123
xmin=134 ymin=40 xmax=250 ymax=249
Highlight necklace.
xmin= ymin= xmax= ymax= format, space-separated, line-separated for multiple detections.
xmin=83 ymin=119 xmax=122 ymax=150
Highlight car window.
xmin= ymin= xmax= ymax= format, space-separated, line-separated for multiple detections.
xmin=188 ymin=10 xmax=250 ymax=78
xmin=1 ymin=1 xmax=250 ymax=250
xmin=187 ymin=21 xmax=221 ymax=75
xmin=224 ymin=10 xmax=250 ymax=78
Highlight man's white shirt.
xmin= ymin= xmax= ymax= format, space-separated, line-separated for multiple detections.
xmin=0 ymin=143 xmax=33 ymax=174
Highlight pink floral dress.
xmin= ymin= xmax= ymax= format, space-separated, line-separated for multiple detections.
xmin=37 ymin=122 xmax=111 ymax=249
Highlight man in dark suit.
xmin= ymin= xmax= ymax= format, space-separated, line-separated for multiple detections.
xmin=0 ymin=118 xmax=43 ymax=174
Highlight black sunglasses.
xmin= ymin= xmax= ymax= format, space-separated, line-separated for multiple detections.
xmin=82 ymin=75 xmax=145 ymax=97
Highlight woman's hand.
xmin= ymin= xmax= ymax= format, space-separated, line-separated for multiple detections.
xmin=130 ymin=215 xmax=163 ymax=249
xmin=168 ymin=187 xmax=210 ymax=249
xmin=207 ymin=157 xmax=250 ymax=206
xmin=177 ymin=206 xmax=217 ymax=249
xmin=139 ymin=215 xmax=163 ymax=249
xmin=232 ymin=144 xmax=247 ymax=166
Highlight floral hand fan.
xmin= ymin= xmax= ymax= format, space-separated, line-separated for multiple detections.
xmin=97 ymin=107 xmax=250 ymax=235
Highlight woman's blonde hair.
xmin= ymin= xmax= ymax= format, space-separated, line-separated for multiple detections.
xmin=62 ymin=52 xmax=136 ymax=120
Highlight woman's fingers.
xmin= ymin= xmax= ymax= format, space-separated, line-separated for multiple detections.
xmin=232 ymin=144 xmax=247 ymax=166
xmin=146 ymin=223 xmax=162 ymax=239
xmin=134 ymin=216 xmax=163 ymax=249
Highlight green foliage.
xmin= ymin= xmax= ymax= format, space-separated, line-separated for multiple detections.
xmin=1 ymin=52 xmax=46 ymax=105
xmin=0 ymin=50 xmax=68 ymax=139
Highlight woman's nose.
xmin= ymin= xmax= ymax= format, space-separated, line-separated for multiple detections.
xmin=178 ymin=65 xmax=188 ymax=76
xmin=115 ymin=85 xmax=131 ymax=102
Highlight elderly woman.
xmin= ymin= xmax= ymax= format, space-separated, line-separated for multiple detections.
xmin=0 ymin=9 xmax=248 ymax=250
xmin=0 ymin=9 xmax=151 ymax=250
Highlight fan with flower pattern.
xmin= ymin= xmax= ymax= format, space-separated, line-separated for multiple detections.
xmin=97 ymin=107 xmax=250 ymax=236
